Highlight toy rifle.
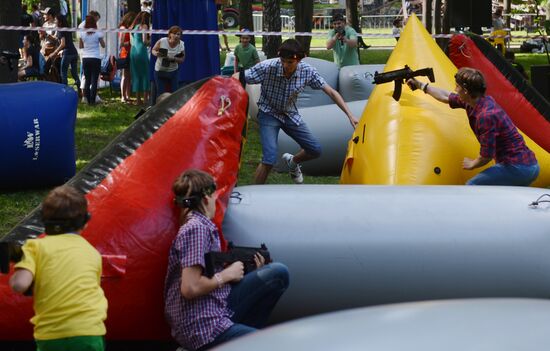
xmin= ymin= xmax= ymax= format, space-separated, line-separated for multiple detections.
xmin=373 ymin=65 xmax=435 ymax=101
xmin=204 ymin=242 xmax=272 ymax=278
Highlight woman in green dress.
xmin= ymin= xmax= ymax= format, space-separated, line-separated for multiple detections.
xmin=130 ymin=11 xmax=151 ymax=105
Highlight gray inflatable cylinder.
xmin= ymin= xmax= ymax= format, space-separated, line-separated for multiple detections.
xmin=222 ymin=185 xmax=550 ymax=323
xmin=339 ymin=64 xmax=385 ymax=102
xmin=215 ymin=299 xmax=550 ymax=351
xmin=274 ymin=100 xmax=367 ymax=176
xmin=296 ymin=57 xmax=339 ymax=109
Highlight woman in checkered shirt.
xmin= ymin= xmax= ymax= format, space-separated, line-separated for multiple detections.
xmin=164 ymin=169 xmax=289 ymax=350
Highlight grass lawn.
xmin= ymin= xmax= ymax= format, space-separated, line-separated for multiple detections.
xmin=0 ymin=48 xmax=547 ymax=235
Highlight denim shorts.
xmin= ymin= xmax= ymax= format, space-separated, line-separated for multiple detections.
xmin=258 ymin=110 xmax=321 ymax=165
xmin=466 ymin=162 xmax=540 ymax=186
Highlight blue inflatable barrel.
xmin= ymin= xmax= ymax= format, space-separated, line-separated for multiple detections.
xmin=0 ymin=82 xmax=77 ymax=189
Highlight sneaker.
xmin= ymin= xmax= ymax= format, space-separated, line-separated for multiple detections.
xmin=282 ymin=153 xmax=303 ymax=184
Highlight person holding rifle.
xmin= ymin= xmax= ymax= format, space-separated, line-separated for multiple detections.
xmin=407 ymin=67 xmax=539 ymax=186
xmin=164 ymin=169 xmax=289 ymax=351
xmin=326 ymin=13 xmax=359 ymax=68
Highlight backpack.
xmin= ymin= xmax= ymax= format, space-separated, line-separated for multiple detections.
xmin=100 ymin=55 xmax=117 ymax=81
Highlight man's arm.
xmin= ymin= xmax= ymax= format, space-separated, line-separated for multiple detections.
xmin=326 ymin=31 xmax=339 ymax=50
xmin=407 ymin=78 xmax=451 ymax=103
xmin=322 ymin=84 xmax=359 ymax=128
xmin=9 ymin=268 xmax=33 ymax=294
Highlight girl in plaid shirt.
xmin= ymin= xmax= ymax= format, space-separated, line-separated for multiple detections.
xmin=407 ymin=67 xmax=539 ymax=186
xmin=164 ymin=169 xmax=289 ymax=350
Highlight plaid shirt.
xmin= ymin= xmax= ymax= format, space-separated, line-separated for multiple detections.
xmin=164 ymin=212 xmax=233 ymax=350
xmin=245 ymin=58 xmax=326 ymax=125
xmin=449 ymin=93 xmax=537 ymax=166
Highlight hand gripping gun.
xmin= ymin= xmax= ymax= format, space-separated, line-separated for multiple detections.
xmin=204 ymin=242 xmax=272 ymax=278
xmin=373 ymin=65 xmax=435 ymax=101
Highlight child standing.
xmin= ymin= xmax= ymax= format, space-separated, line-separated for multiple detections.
xmin=164 ymin=169 xmax=289 ymax=350
xmin=9 ymin=186 xmax=107 ymax=351
xmin=233 ymin=29 xmax=260 ymax=73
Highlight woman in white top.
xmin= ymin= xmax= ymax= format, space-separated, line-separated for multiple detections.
xmin=151 ymin=25 xmax=185 ymax=102
xmin=79 ymin=15 xmax=105 ymax=105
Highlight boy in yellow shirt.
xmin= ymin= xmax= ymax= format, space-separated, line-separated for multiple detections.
xmin=9 ymin=185 xmax=107 ymax=351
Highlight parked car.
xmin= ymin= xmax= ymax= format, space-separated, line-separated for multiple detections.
xmin=223 ymin=5 xmax=263 ymax=28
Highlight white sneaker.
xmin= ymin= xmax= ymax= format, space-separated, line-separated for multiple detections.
xmin=95 ymin=95 xmax=102 ymax=103
xmin=282 ymin=153 xmax=303 ymax=184
xmin=81 ymin=96 xmax=88 ymax=104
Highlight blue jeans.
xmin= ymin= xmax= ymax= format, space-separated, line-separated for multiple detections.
xmin=466 ymin=163 xmax=540 ymax=186
xmin=154 ymin=69 xmax=179 ymax=99
xmin=61 ymin=53 xmax=81 ymax=88
xmin=82 ymin=58 xmax=101 ymax=105
xmin=197 ymin=262 xmax=289 ymax=350
xmin=258 ymin=110 xmax=321 ymax=165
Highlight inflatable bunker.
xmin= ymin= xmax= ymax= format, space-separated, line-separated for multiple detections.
xmin=216 ymin=299 xmax=550 ymax=351
xmin=448 ymin=33 xmax=550 ymax=154
xmin=341 ymin=14 xmax=550 ymax=187
xmin=0 ymin=82 xmax=77 ymax=189
xmin=0 ymin=77 xmax=248 ymax=345
xmin=223 ymin=185 xmax=550 ymax=322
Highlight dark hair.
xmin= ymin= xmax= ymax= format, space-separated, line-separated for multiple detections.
xmin=332 ymin=13 xmax=344 ymax=23
xmin=131 ymin=11 xmax=150 ymax=29
xmin=42 ymin=186 xmax=89 ymax=234
xmin=277 ymin=39 xmax=305 ymax=60
xmin=25 ymin=32 xmax=40 ymax=47
xmin=56 ymin=13 xmax=69 ymax=28
xmin=84 ymin=15 xmax=97 ymax=30
xmin=393 ymin=18 xmax=402 ymax=26
xmin=173 ymin=169 xmax=216 ymax=224
xmin=455 ymin=67 xmax=486 ymax=98
xmin=89 ymin=10 xmax=101 ymax=19
xmin=119 ymin=11 xmax=137 ymax=28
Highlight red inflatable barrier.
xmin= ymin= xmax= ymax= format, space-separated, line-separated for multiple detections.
xmin=0 ymin=76 xmax=248 ymax=342
xmin=448 ymin=33 xmax=550 ymax=153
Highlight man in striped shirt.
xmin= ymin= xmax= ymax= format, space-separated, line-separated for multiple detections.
xmin=235 ymin=39 xmax=358 ymax=184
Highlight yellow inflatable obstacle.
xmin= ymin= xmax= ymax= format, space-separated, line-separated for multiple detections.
xmin=340 ymin=15 xmax=550 ymax=187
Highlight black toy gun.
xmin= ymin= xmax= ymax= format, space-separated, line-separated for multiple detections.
xmin=373 ymin=65 xmax=435 ymax=101
xmin=0 ymin=50 xmax=21 ymax=71
xmin=204 ymin=242 xmax=272 ymax=278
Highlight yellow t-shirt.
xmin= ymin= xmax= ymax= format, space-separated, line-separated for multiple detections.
xmin=15 ymin=234 xmax=108 ymax=340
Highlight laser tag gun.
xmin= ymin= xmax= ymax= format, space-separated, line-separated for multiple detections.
xmin=373 ymin=65 xmax=435 ymax=101
xmin=0 ymin=50 xmax=21 ymax=71
xmin=204 ymin=242 xmax=272 ymax=278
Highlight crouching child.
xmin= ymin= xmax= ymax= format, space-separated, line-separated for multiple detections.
xmin=9 ymin=185 xmax=108 ymax=351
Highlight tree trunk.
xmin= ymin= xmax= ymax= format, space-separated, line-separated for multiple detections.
xmin=434 ymin=0 xmax=442 ymax=34
xmin=128 ymin=0 xmax=141 ymax=14
xmin=424 ymin=0 xmax=432 ymax=33
xmin=262 ymin=0 xmax=281 ymax=59
xmin=504 ymin=0 xmax=511 ymax=28
xmin=239 ymin=0 xmax=255 ymax=45
xmin=293 ymin=0 xmax=313 ymax=55
xmin=440 ymin=0 xmax=450 ymax=49
xmin=41 ymin=0 xmax=59 ymax=14
xmin=0 ymin=0 xmax=21 ymax=83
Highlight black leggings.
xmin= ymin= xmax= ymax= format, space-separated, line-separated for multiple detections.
xmin=82 ymin=57 xmax=101 ymax=105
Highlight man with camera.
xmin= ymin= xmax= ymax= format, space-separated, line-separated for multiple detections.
xmin=326 ymin=13 xmax=360 ymax=68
